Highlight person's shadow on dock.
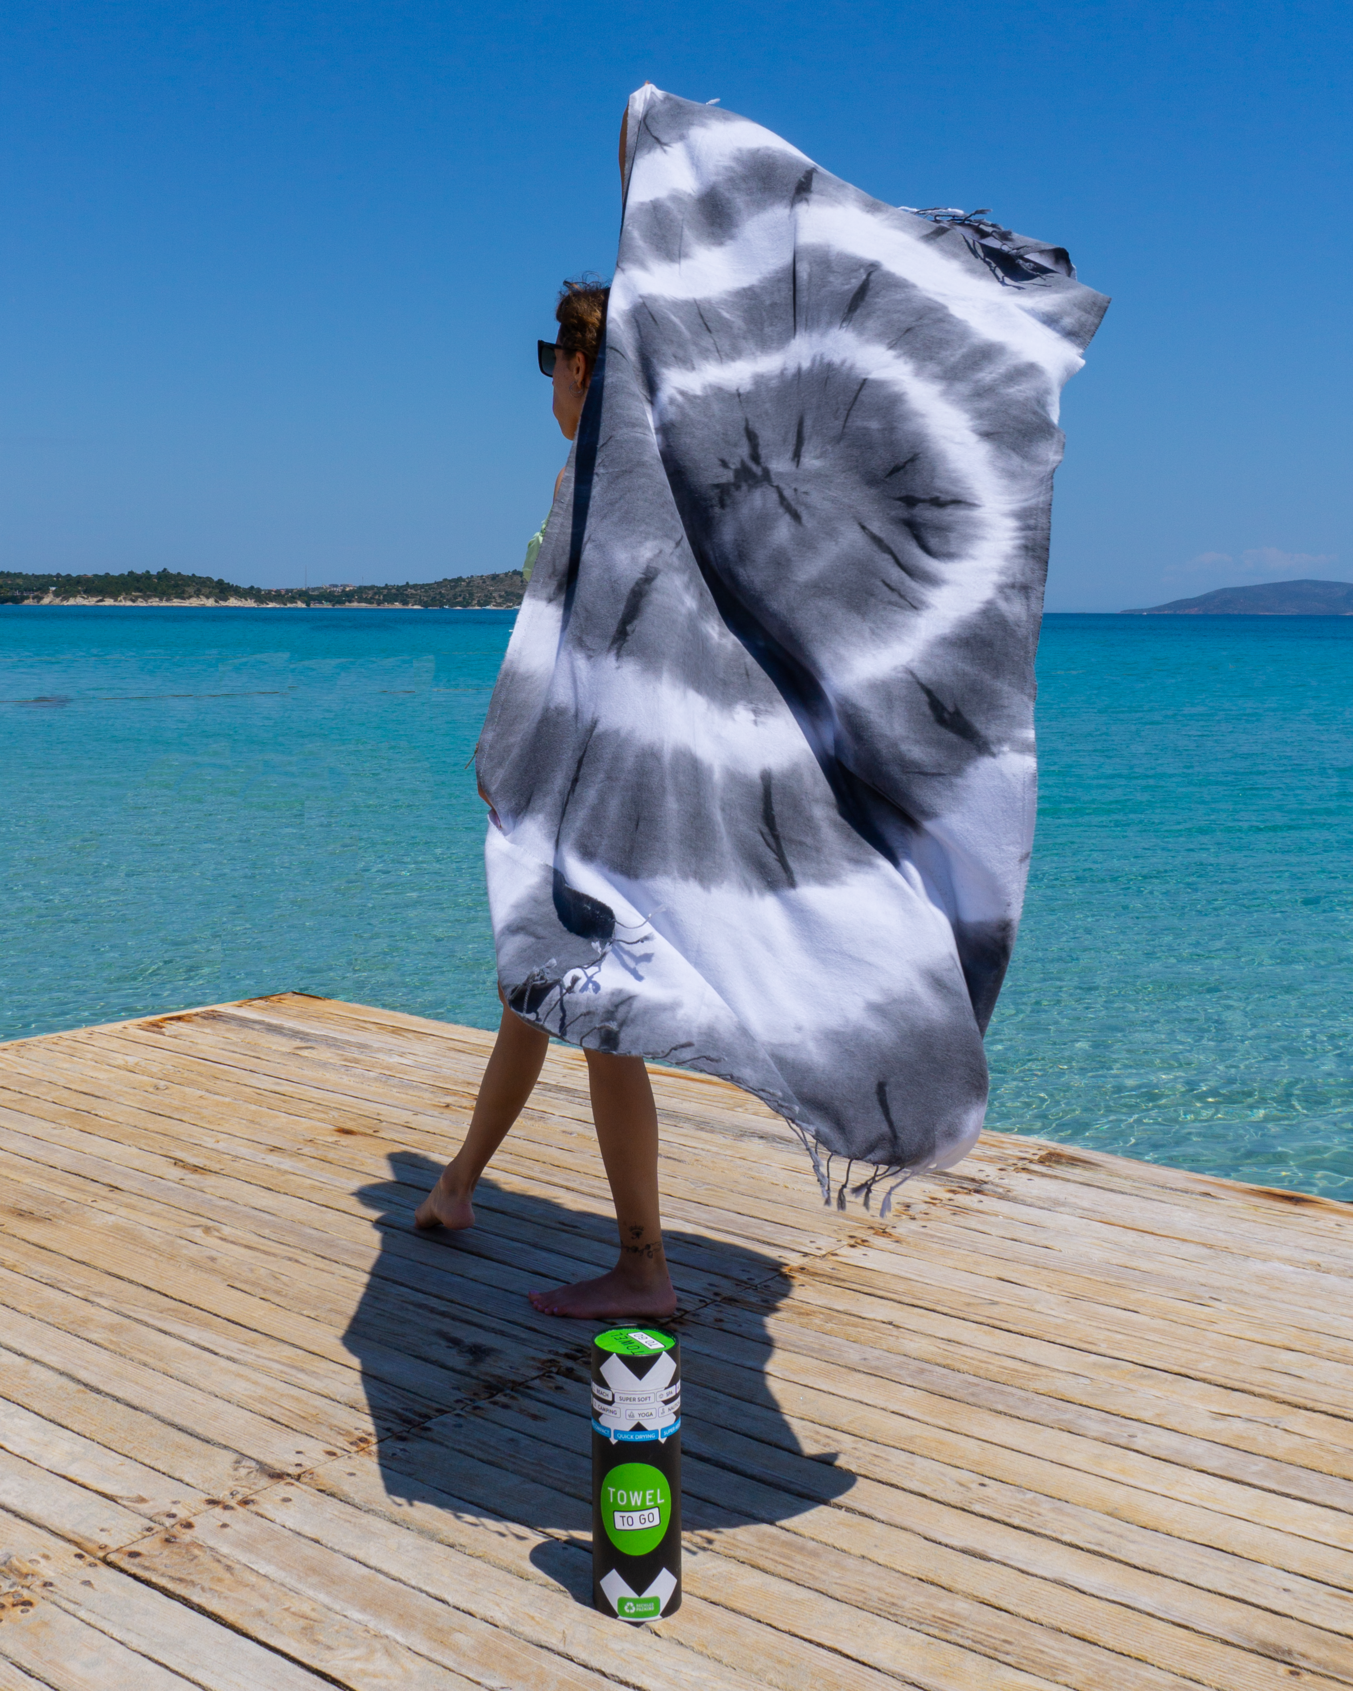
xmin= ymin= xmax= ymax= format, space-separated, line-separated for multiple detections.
xmin=342 ymin=1151 xmax=855 ymax=1604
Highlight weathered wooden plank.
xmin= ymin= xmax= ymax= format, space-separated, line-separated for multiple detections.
xmin=0 ymin=1159 xmax=685 ymax=1442
xmin=902 ymin=1182 xmax=1353 ymax=1305
xmin=686 ymin=1410 xmax=1353 ymax=1671
xmin=249 ymin=1478 xmax=927 ymax=1691
xmin=0 ymin=1001 xmax=234 ymax=1050
xmin=284 ymin=1481 xmax=926 ymax=1691
xmin=0 ymin=1182 xmax=475 ymax=1416
xmin=0 ymin=1040 xmax=404 ymax=1157
xmin=779 ymin=1268 xmax=1353 ymax=1469
xmin=0 ymin=1068 xmax=800 ymax=1316
xmin=0 ymin=1593 xmax=201 ymax=1691
xmin=667 ymin=1344 xmax=1353 ymax=1615
xmin=0 ymin=1069 xmax=583 ymax=1289
xmin=226 ymin=997 xmax=968 ymax=1158
xmin=47 ymin=1027 xmax=463 ymax=1143
xmin=751 ymin=1281 xmax=1353 ymax=1486
xmin=108 ymin=1532 xmax=486 ymax=1690
xmin=3 ymin=995 xmax=1351 ymax=1691
xmin=0 ymin=1508 xmax=331 ymax=1690
xmin=26 ymin=1021 xmax=1339 ymax=1366
xmin=11 ymin=1037 xmax=849 ymax=1261
xmin=1012 ymin=1142 xmax=1353 ymax=1238
xmin=0 ymin=1163 xmax=648 ymax=1444
xmin=0 ymin=1653 xmax=52 ymax=1691
xmin=63 ymin=1019 xmax=481 ymax=1127
xmin=0 ymin=1265 xmax=377 ymax=1451
xmin=20 ymin=997 xmax=1326 ymax=1243
xmin=203 ymin=1003 xmax=1308 ymax=1236
xmin=684 ymin=1299 xmax=1353 ymax=1578
xmin=0 ymin=1088 xmax=789 ymax=1310
xmin=895 ymin=1174 xmax=1349 ymax=1264
xmin=0 ymin=1135 xmax=553 ymax=1356
xmin=752 ymin=1287 xmax=1353 ymax=1508
xmin=823 ymin=1238 xmax=1353 ymax=1396
xmin=801 ymin=1250 xmax=1353 ymax=1422
xmin=0 ymin=1517 xmax=191 ymax=1691
xmin=409 ymin=1398 xmax=1254 ymax=1691
xmin=0 ymin=1310 xmax=349 ymax=1482
xmin=496 ymin=1377 xmax=1353 ymax=1685
xmin=885 ymin=1205 xmax=1353 ymax=1349
xmin=691 ymin=1509 xmax=1353 ymax=1691
xmin=0 ymin=1345 xmax=274 ymax=1501
xmin=0 ymin=1140 xmax=810 ymax=1391
xmin=857 ymin=1213 xmax=1353 ymax=1361
xmin=76 ymin=1012 xmax=854 ymax=1240
xmin=0 ymin=1399 xmax=205 ymax=1524
xmin=0 ymin=1447 xmax=161 ymax=1558
xmin=988 ymin=1163 xmax=1353 ymax=1274
xmin=262 ymin=1004 xmax=923 ymax=1204
xmin=295 ymin=1455 xmax=931 ymax=1691
xmin=0 ymin=1028 xmax=852 ymax=1291
xmin=299 ymin=1435 xmax=1081 ymax=1691
xmin=0 ymin=1231 xmax=439 ymax=1427
xmin=48 ymin=1565 xmax=340 ymax=1691
xmin=211 ymin=999 xmax=839 ymax=1186
xmin=119 ymin=1508 xmax=724 ymax=1691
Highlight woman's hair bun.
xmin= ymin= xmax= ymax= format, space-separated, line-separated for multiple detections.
xmin=556 ymin=275 xmax=611 ymax=373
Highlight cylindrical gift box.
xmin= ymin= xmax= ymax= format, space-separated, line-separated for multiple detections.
xmin=591 ymin=1326 xmax=682 ymax=1621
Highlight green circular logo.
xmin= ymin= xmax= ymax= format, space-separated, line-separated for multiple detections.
xmin=600 ymin=1462 xmax=671 ymax=1556
xmin=594 ymin=1328 xmax=675 ymax=1356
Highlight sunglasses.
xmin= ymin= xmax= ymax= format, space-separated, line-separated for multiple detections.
xmin=537 ymin=340 xmax=559 ymax=377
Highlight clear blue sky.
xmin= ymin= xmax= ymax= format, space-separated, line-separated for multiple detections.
xmin=2 ymin=1 xmax=1348 ymax=610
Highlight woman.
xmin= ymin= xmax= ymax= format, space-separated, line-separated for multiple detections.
xmin=414 ymin=279 xmax=676 ymax=1323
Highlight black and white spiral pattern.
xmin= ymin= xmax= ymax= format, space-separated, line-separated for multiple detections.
xmin=476 ymin=86 xmax=1107 ymax=1204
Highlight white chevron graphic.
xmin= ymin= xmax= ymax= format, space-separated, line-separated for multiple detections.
xmin=599 ymin=1565 xmax=678 ymax=1618
xmin=600 ymin=1351 xmax=675 ymax=1397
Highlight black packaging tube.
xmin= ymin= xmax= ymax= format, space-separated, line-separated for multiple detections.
xmin=591 ymin=1326 xmax=682 ymax=1621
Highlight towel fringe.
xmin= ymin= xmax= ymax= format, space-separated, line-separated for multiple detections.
xmin=783 ymin=1120 xmax=913 ymax=1220
xmin=785 ymin=1120 xmax=831 ymax=1205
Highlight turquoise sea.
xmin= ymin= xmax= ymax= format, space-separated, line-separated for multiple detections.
xmin=2 ymin=607 xmax=1350 ymax=1202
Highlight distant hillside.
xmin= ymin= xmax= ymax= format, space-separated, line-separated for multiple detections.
xmin=1123 ymin=579 xmax=1353 ymax=616
xmin=0 ymin=568 xmax=525 ymax=609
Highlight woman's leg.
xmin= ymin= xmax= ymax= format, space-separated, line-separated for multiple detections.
xmin=528 ymin=1050 xmax=676 ymax=1319
xmin=414 ymin=1002 xmax=549 ymax=1230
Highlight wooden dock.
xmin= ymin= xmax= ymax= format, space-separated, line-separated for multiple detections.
xmin=0 ymin=994 xmax=1350 ymax=1690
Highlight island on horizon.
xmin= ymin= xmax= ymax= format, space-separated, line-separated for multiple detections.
xmin=1122 ymin=578 xmax=1353 ymax=616
xmin=0 ymin=567 xmax=526 ymax=609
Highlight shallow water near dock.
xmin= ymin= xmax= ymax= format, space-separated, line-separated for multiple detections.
xmin=2 ymin=606 xmax=1350 ymax=1201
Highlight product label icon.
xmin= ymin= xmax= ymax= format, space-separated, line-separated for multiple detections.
xmin=599 ymin=1461 xmax=671 ymax=1556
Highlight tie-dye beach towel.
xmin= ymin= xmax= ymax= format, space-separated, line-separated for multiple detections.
xmin=476 ymin=85 xmax=1107 ymax=1209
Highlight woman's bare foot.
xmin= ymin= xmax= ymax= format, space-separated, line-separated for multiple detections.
xmin=413 ymin=1170 xmax=476 ymax=1232
xmin=528 ymin=1261 xmax=677 ymax=1320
